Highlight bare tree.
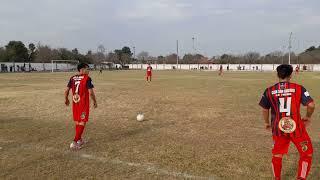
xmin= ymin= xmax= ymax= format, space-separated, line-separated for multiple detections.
xmin=97 ymin=45 xmax=106 ymax=54
xmin=137 ymin=51 xmax=149 ymax=63
xmin=165 ymin=53 xmax=178 ymax=64
xmin=157 ymin=55 xmax=165 ymax=64
xmin=35 ymin=44 xmax=52 ymax=63
xmin=244 ymin=52 xmax=260 ymax=64
xmin=106 ymin=52 xmax=118 ymax=63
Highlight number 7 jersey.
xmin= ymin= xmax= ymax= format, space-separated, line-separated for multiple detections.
xmin=67 ymin=74 xmax=94 ymax=122
xmin=259 ymin=82 xmax=313 ymax=137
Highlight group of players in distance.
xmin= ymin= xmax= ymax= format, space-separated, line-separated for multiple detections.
xmin=64 ymin=63 xmax=314 ymax=179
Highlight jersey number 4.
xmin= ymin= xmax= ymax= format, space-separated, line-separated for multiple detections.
xmin=279 ymin=97 xmax=292 ymax=116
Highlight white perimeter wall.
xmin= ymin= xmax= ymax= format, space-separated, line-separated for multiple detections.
xmin=128 ymin=64 xmax=317 ymax=71
xmin=0 ymin=62 xmax=318 ymax=72
xmin=0 ymin=62 xmax=79 ymax=72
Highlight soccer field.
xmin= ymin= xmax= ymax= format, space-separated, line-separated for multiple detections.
xmin=1 ymin=70 xmax=319 ymax=179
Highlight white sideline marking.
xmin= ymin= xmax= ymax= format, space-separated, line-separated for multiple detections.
xmin=13 ymin=144 xmax=215 ymax=179
xmin=80 ymin=153 xmax=214 ymax=179
xmin=80 ymin=154 xmax=93 ymax=158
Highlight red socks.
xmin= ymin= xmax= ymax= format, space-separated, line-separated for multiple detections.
xmin=74 ymin=125 xmax=85 ymax=142
xmin=272 ymin=156 xmax=282 ymax=179
xmin=297 ymin=156 xmax=312 ymax=179
xmin=272 ymin=155 xmax=312 ymax=180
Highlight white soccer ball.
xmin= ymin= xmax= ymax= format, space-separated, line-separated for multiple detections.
xmin=136 ymin=113 xmax=144 ymax=122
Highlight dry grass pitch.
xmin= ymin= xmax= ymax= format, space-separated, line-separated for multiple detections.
xmin=0 ymin=70 xmax=320 ymax=179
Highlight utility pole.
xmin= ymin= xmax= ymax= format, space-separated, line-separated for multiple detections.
xmin=176 ymin=40 xmax=179 ymax=66
xmin=297 ymin=40 xmax=300 ymax=65
xmin=192 ymin=37 xmax=195 ymax=54
xmin=192 ymin=37 xmax=196 ymax=66
xmin=288 ymin=32 xmax=292 ymax=64
xmin=133 ymin=46 xmax=136 ymax=59
xmin=281 ymin=45 xmax=285 ymax=64
xmin=133 ymin=46 xmax=137 ymax=69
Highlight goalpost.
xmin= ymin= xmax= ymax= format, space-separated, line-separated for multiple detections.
xmin=51 ymin=60 xmax=79 ymax=72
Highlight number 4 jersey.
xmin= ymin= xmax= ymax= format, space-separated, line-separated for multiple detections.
xmin=259 ymin=82 xmax=313 ymax=137
xmin=67 ymin=74 xmax=94 ymax=122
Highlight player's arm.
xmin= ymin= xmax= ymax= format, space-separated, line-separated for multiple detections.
xmin=64 ymin=87 xmax=71 ymax=106
xmin=262 ymin=108 xmax=271 ymax=130
xmin=259 ymin=89 xmax=271 ymax=130
xmin=65 ymin=78 xmax=72 ymax=106
xmin=304 ymin=102 xmax=315 ymax=122
xmin=89 ymin=89 xmax=97 ymax=108
xmin=301 ymin=87 xmax=315 ymax=125
xmin=87 ymin=77 xmax=97 ymax=108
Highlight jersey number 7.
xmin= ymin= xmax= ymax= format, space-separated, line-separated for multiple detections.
xmin=72 ymin=81 xmax=81 ymax=103
xmin=75 ymin=81 xmax=81 ymax=94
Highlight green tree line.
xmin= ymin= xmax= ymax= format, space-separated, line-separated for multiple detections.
xmin=1 ymin=41 xmax=320 ymax=65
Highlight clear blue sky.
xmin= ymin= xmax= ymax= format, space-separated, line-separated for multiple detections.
xmin=1 ymin=0 xmax=319 ymax=57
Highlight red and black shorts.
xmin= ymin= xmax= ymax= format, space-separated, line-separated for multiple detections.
xmin=272 ymin=130 xmax=313 ymax=155
xmin=72 ymin=107 xmax=89 ymax=122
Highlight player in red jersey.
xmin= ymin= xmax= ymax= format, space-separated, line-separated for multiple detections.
xmin=295 ymin=65 xmax=300 ymax=75
xmin=65 ymin=63 xmax=97 ymax=150
xmin=259 ymin=64 xmax=315 ymax=180
xmin=218 ymin=65 xmax=223 ymax=76
xmin=146 ymin=63 xmax=152 ymax=82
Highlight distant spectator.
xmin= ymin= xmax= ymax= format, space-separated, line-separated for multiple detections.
xmin=219 ymin=65 xmax=223 ymax=76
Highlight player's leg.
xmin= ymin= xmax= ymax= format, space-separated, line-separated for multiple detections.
xmin=70 ymin=121 xmax=86 ymax=149
xmin=147 ymin=74 xmax=151 ymax=82
xmin=71 ymin=108 xmax=89 ymax=149
xmin=74 ymin=121 xmax=79 ymax=142
xmin=74 ymin=121 xmax=85 ymax=142
xmin=292 ymin=131 xmax=313 ymax=180
xmin=70 ymin=108 xmax=80 ymax=149
xmin=272 ymin=154 xmax=283 ymax=180
xmin=70 ymin=121 xmax=80 ymax=150
xmin=76 ymin=110 xmax=89 ymax=145
xmin=76 ymin=121 xmax=86 ymax=146
xmin=149 ymin=75 xmax=152 ymax=82
xmin=272 ymin=135 xmax=290 ymax=180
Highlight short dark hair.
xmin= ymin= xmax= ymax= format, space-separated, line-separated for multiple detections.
xmin=276 ymin=64 xmax=293 ymax=79
xmin=77 ymin=63 xmax=89 ymax=72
